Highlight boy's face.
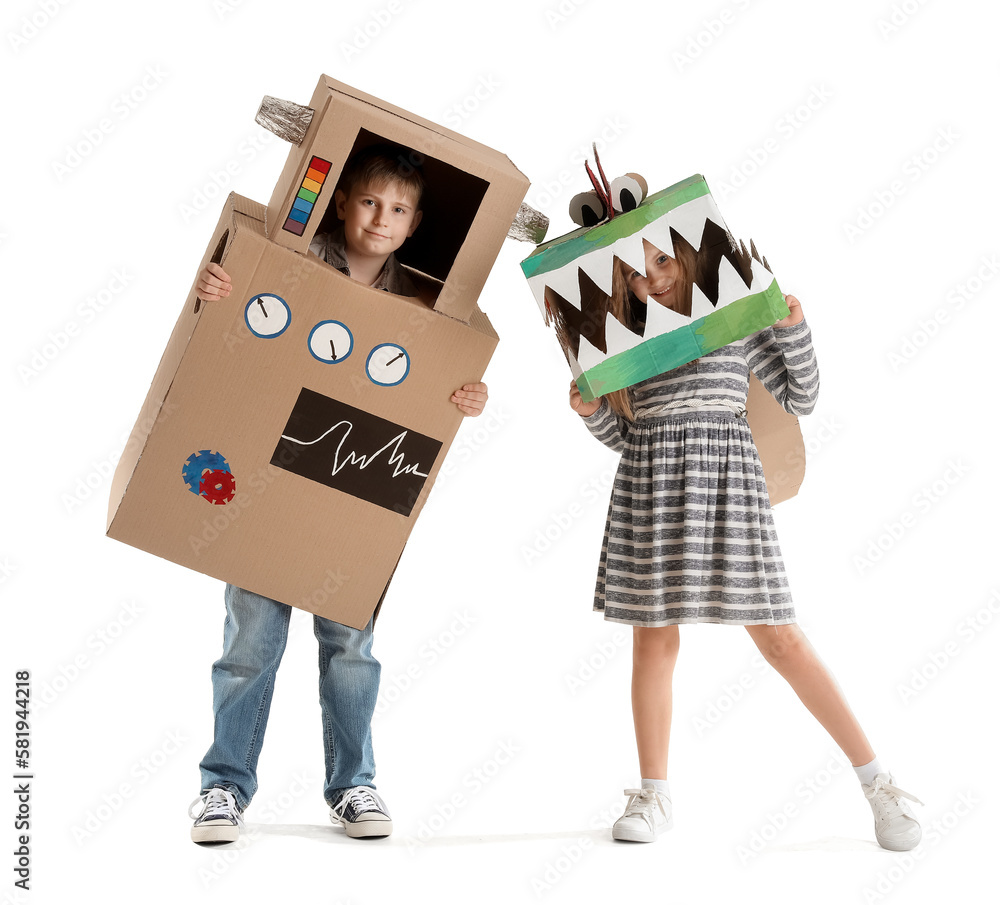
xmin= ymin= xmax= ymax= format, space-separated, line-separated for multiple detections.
xmin=335 ymin=180 xmax=422 ymax=263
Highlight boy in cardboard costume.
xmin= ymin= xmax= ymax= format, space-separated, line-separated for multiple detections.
xmin=105 ymin=76 xmax=545 ymax=843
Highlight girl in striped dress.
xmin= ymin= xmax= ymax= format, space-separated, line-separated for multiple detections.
xmin=569 ymin=241 xmax=922 ymax=849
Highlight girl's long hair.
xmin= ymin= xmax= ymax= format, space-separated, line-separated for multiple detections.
xmin=603 ymin=241 xmax=696 ymax=420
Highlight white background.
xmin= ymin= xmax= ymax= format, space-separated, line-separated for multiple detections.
xmin=2 ymin=0 xmax=997 ymax=902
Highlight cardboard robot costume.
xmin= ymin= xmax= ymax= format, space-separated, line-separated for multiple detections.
xmin=521 ymin=150 xmax=807 ymax=503
xmin=106 ymin=75 xmax=547 ymax=629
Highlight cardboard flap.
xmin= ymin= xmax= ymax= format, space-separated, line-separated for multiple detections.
xmin=746 ymin=371 xmax=805 ymax=505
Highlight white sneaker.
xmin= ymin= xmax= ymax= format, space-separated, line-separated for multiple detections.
xmin=612 ymin=787 xmax=673 ymax=842
xmin=862 ymin=772 xmax=923 ymax=851
xmin=189 ymin=787 xmax=244 ymax=844
xmin=329 ymin=786 xmax=393 ymax=838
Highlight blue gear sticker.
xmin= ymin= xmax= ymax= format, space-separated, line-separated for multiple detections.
xmin=182 ymin=450 xmax=232 ymax=496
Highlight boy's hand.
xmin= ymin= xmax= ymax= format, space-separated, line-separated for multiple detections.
xmin=196 ymin=263 xmax=232 ymax=301
xmin=451 ymin=383 xmax=488 ymax=417
xmin=570 ymin=380 xmax=602 ymax=418
xmin=774 ymin=293 xmax=803 ymax=327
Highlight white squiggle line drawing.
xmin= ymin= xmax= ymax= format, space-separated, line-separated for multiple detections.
xmin=281 ymin=420 xmax=429 ymax=479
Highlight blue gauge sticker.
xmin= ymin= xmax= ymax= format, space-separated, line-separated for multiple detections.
xmin=366 ymin=343 xmax=410 ymax=386
xmin=244 ymin=293 xmax=291 ymax=338
xmin=308 ymin=320 xmax=354 ymax=364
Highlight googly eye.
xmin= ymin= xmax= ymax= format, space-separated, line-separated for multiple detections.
xmin=610 ymin=173 xmax=648 ymax=213
xmin=569 ymin=191 xmax=607 ymax=227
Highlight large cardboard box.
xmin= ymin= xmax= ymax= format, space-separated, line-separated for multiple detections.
xmin=521 ymin=174 xmax=789 ymax=402
xmin=107 ymin=77 xmax=529 ymax=628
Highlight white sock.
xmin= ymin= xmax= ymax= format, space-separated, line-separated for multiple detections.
xmin=853 ymin=757 xmax=885 ymax=787
xmin=641 ymin=777 xmax=670 ymax=799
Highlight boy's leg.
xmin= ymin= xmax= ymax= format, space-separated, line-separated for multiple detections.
xmin=198 ymin=584 xmax=292 ymax=810
xmin=313 ymin=613 xmax=380 ymax=802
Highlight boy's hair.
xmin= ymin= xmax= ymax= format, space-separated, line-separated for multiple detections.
xmin=337 ymin=143 xmax=426 ymax=210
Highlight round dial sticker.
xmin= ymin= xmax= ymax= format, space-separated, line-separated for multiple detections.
xmin=308 ymin=320 xmax=353 ymax=364
xmin=366 ymin=343 xmax=411 ymax=386
xmin=244 ymin=293 xmax=291 ymax=338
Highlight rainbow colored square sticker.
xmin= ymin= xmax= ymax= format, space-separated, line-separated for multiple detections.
xmin=283 ymin=156 xmax=332 ymax=236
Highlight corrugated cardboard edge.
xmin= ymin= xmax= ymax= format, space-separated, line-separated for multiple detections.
xmin=106 ymin=193 xmax=267 ymax=534
xmin=746 ymin=371 xmax=805 ymax=505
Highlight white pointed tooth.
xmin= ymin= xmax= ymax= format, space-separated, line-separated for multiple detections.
xmin=604 ymin=311 xmax=645 ymax=357
xmin=566 ymin=348 xmax=583 ymax=380
xmin=538 ymin=261 xmax=582 ymax=310
xmin=612 ymin=231 xmax=648 ymax=277
xmin=690 ymin=282 xmax=716 ymax=320
xmin=576 ymin=334 xmax=607 ymax=372
xmin=643 ymin=297 xmax=692 ymax=337
xmin=668 ymin=196 xmax=716 ymax=249
xmin=636 ymin=217 xmax=675 ymax=259
xmin=576 ymin=244 xmax=616 ymax=296
xmin=716 ymin=255 xmax=752 ymax=308
xmin=749 ymin=255 xmax=775 ymax=292
xmin=526 ymin=272 xmax=550 ymax=317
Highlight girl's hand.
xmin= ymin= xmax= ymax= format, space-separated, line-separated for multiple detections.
xmin=774 ymin=294 xmax=803 ymax=327
xmin=452 ymin=382 xmax=488 ymax=417
xmin=196 ymin=262 xmax=232 ymax=301
xmin=570 ymin=380 xmax=602 ymax=418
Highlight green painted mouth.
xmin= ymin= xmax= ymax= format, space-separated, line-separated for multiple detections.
xmin=576 ymin=280 xmax=788 ymax=402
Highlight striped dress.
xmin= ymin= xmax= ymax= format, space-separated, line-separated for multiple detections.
xmin=582 ymin=319 xmax=819 ymax=626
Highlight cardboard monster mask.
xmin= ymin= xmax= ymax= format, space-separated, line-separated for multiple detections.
xmin=521 ymin=158 xmax=789 ymax=401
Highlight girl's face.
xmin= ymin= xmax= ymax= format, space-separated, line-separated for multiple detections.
xmin=624 ymin=241 xmax=685 ymax=312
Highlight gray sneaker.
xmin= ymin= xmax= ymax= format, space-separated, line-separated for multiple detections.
xmin=190 ymin=787 xmax=244 ymax=844
xmin=329 ymin=786 xmax=393 ymax=838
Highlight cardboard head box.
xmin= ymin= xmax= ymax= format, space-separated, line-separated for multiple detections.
xmin=107 ymin=76 xmax=529 ymax=628
xmin=521 ymin=173 xmax=789 ymax=402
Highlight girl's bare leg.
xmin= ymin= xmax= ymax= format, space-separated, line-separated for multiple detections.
xmin=631 ymin=625 xmax=681 ymax=778
xmin=744 ymin=622 xmax=875 ymax=765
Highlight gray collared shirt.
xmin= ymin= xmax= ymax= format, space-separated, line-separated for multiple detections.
xmin=308 ymin=224 xmax=418 ymax=297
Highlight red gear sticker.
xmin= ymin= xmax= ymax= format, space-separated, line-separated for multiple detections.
xmin=199 ymin=469 xmax=237 ymax=505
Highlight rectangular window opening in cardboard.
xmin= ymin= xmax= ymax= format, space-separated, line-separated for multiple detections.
xmin=312 ymin=128 xmax=489 ymax=306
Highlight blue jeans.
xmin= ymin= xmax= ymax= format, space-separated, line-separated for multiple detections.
xmin=198 ymin=584 xmax=380 ymax=810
